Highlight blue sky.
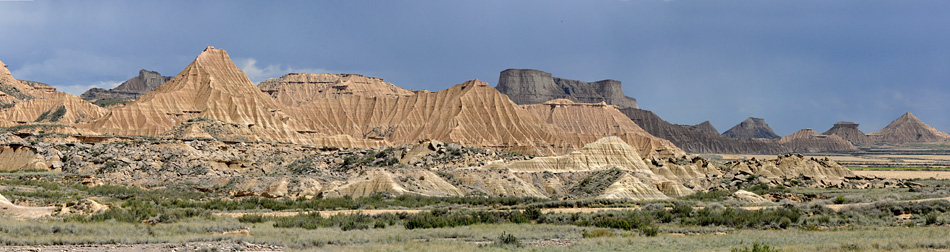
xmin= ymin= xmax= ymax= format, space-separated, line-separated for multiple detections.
xmin=1 ymin=0 xmax=947 ymax=135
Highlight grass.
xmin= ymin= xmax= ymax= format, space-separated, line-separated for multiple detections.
xmin=2 ymin=218 xmax=949 ymax=251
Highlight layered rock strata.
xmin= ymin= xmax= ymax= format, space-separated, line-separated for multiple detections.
xmin=778 ymin=129 xmax=856 ymax=153
xmin=0 ymin=60 xmax=107 ymax=125
xmin=495 ymin=69 xmax=638 ymax=109
xmin=722 ymin=117 xmax=781 ymax=139
xmin=822 ymin=122 xmax=872 ymax=146
xmin=88 ymin=46 xmax=312 ymax=143
xmin=259 ymin=73 xmax=413 ymax=105
xmin=868 ymin=112 xmax=950 ymax=144
xmin=621 ymin=108 xmax=790 ymax=154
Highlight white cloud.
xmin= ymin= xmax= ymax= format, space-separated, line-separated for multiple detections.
xmin=56 ymin=81 xmax=121 ymax=96
xmin=236 ymin=58 xmax=331 ymax=83
xmin=11 ymin=50 xmax=127 ymax=81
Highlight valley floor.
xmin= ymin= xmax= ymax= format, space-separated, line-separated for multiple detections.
xmin=0 ymin=222 xmax=948 ymax=251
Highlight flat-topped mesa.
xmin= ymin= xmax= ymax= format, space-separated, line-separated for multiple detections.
xmin=495 ymin=69 xmax=638 ymax=109
xmin=258 ymin=72 xmax=413 ymax=106
xmin=868 ymin=112 xmax=950 ymax=144
xmin=722 ymin=117 xmax=781 ymax=139
xmin=88 ymin=46 xmax=310 ymax=143
xmin=822 ymin=121 xmax=872 ymax=146
xmin=81 ymin=69 xmax=171 ymax=100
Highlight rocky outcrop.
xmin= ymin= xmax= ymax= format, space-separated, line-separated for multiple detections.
xmin=259 ymin=73 xmax=413 ymax=105
xmin=0 ymin=145 xmax=49 ymax=171
xmin=722 ymin=117 xmax=781 ymax=139
xmin=502 ymin=137 xmax=653 ymax=172
xmin=489 ymin=137 xmax=696 ymax=200
xmin=722 ymin=154 xmax=856 ymax=183
xmin=778 ymin=129 xmax=856 ymax=153
xmin=868 ymin=112 xmax=950 ymax=144
xmin=822 ymin=122 xmax=872 ymax=146
xmin=495 ymin=69 xmax=638 ymax=109
xmin=80 ymin=69 xmax=171 ymax=100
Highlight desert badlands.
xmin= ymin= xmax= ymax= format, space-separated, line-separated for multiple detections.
xmin=0 ymin=46 xmax=948 ymax=251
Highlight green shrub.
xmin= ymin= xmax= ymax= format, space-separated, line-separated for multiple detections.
xmin=496 ymin=232 xmax=521 ymax=247
xmin=834 ymin=196 xmax=846 ymax=204
xmin=582 ymin=229 xmax=616 ymax=238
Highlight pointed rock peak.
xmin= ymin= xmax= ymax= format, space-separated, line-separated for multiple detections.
xmin=692 ymin=121 xmax=719 ymax=134
xmin=898 ymin=112 xmax=920 ymax=121
xmin=722 ymin=117 xmax=780 ymax=139
xmin=870 ymin=112 xmax=950 ymax=143
xmin=459 ymin=79 xmax=491 ymax=88
xmin=195 ymin=46 xmax=232 ymax=62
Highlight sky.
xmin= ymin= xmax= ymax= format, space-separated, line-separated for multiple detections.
xmin=0 ymin=0 xmax=947 ymax=135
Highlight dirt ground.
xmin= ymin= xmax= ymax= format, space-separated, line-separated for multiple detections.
xmin=852 ymin=170 xmax=950 ymax=179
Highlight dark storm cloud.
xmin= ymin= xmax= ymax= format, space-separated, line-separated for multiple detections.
xmin=0 ymin=0 xmax=947 ymax=134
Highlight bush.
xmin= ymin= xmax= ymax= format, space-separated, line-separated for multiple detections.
xmin=640 ymin=225 xmax=659 ymax=237
xmin=496 ymin=232 xmax=521 ymax=247
xmin=237 ymin=214 xmax=266 ymax=223
xmin=834 ymin=196 xmax=846 ymax=204
xmin=582 ymin=229 xmax=616 ymax=238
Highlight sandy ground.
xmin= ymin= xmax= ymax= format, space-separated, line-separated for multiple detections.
xmin=852 ymin=170 xmax=950 ymax=179
xmin=0 ymin=194 xmax=55 ymax=219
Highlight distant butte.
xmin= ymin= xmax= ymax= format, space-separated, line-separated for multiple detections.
xmin=495 ymin=69 xmax=638 ymax=109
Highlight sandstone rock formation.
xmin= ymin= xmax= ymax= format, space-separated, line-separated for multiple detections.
xmin=721 ymin=154 xmax=857 ymax=188
xmin=286 ymin=79 xmax=681 ymax=157
xmin=0 ymin=193 xmax=56 ymax=219
xmin=778 ymin=129 xmax=856 ymax=153
xmin=495 ymin=69 xmax=638 ymax=109
xmin=0 ymin=59 xmax=41 ymax=105
xmin=80 ymin=69 xmax=171 ymax=100
xmin=502 ymin=137 xmax=653 ymax=172
xmin=520 ymin=99 xmax=683 ymax=158
xmin=490 ymin=137 xmax=695 ymax=200
xmin=722 ymin=117 xmax=781 ymax=139
xmin=822 ymin=122 xmax=872 ymax=146
xmin=88 ymin=46 xmax=311 ymax=143
xmin=259 ymin=73 xmax=413 ymax=105
xmin=0 ymin=59 xmax=108 ymax=125
xmin=0 ymin=145 xmax=49 ymax=171
xmin=868 ymin=112 xmax=950 ymax=144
